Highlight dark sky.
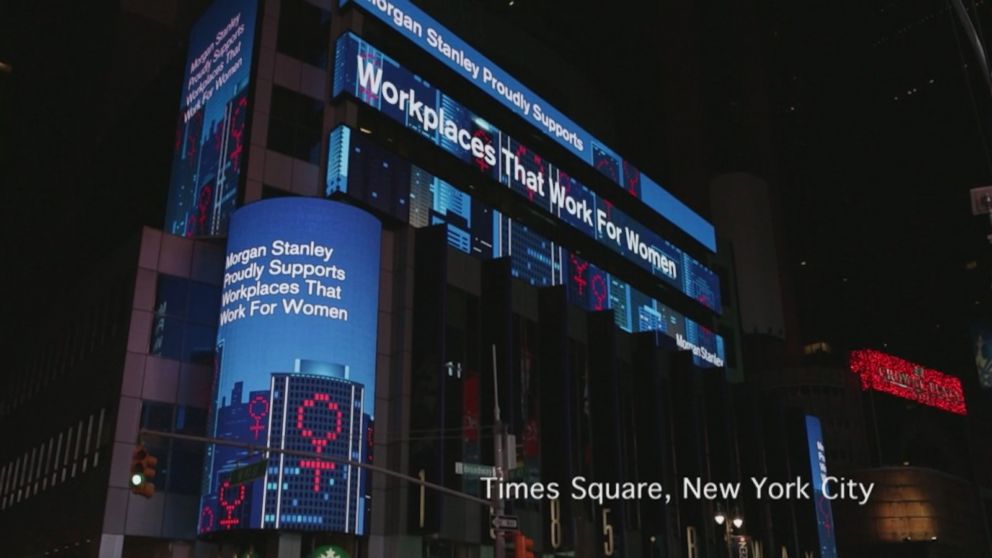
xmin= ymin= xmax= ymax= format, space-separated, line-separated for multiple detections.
xmin=463 ymin=0 xmax=992 ymax=373
xmin=770 ymin=0 xmax=992 ymax=371
xmin=3 ymin=0 xmax=992 ymax=380
xmin=0 ymin=1 xmax=189 ymax=378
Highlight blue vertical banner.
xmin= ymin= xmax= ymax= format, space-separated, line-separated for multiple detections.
xmin=199 ymin=198 xmax=380 ymax=535
xmin=970 ymin=321 xmax=992 ymax=389
xmin=805 ymin=416 xmax=838 ymax=558
xmin=166 ymin=0 xmax=259 ymax=238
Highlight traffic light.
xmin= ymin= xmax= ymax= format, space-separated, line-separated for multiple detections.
xmin=129 ymin=445 xmax=157 ymax=498
xmin=514 ymin=532 xmax=535 ymax=558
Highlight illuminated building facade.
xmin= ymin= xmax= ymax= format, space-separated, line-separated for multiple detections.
xmin=749 ymin=347 xmax=989 ymax=556
xmin=0 ymin=0 xmax=824 ymax=557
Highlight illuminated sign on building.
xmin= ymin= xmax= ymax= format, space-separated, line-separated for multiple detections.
xmin=326 ymin=125 xmax=726 ymax=368
xmin=340 ymin=0 xmax=716 ymax=252
xmin=333 ymin=32 xmax=721 ymax=314
xmin=165 ymin=0 xmax=259 ymax=238
xmin=970 ymin=322 xmax=992 ymax=389
xmin=849 ymin=349 xmax=967 ymax=415
xmin=805 ymin=415 xmax=838 ymax=558
xmin=199 ymin=198 xmax=380 ymax=534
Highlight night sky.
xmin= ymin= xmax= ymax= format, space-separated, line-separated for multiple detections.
xmin=3 ymin=0 xmax=992 ymax=382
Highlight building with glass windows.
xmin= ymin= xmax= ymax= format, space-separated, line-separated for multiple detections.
xmin=0 ymin=0 xmax=853 ymax=557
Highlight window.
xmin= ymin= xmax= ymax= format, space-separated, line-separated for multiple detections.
xmin=172 ymin=406 xmax=207 ymax=494
xmin=262 ymin=185 xmax=298 ymax=198
xmin=138 ymin=403 xmax=207 ymax=494
xmin=277 ymin=0 xmax=331 ymax=68
xmin=267 ymin=85 xmax=324 ymax=164
xmin=141 ymin=403 xmax=173 ymax=491
xmin=149 ymin=274 xmax=220 ymax=364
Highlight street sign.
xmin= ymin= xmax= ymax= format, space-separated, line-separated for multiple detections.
xmin=491 ymin=514 xmax=519 ymax=530
xmin=229 ymin=459 xmax=268 ymax=485
xmin=455 ymin=461 xmax=495 ymax=477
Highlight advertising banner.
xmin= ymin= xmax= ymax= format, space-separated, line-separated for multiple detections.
xmin=970 ymin=322 xmax=992 ymax=389
xmin=805 ymin=416 xmax=838 ymax=558
xmin=849 ymin=349 xmax=967 ymax=415
xmin=340 ymin=0 xmax=716 ymax=252
xmin=333 ymin=33 xmax=721 ymax=314
xmin=199 ymin=198 xmax=380 ymax=535
xmin=327 ymin=125 xmax=725 ymax=368
xmin=165 ymin=0 xmax=259 ymax=238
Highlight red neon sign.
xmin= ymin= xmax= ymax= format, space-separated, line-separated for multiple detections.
xmin=247 ymin=395 xmax=268 ymax=440
xmin=849 ymin=349 xmax=967 ymax=415
xmin=199 ymin=505 xmax=215 ymax=533
xmin=218 ymin=480 xmax=246 ymax=529
xmin=296 ymin=393 xmax=344 ymax=492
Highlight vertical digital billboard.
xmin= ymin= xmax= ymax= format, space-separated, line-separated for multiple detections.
xmin=165 ymin=0 xmax=259 ymax=238
xmin=199 ymin=198 xmax=380 ymax=535
xmin=970 ymin=322 xmax=992 ymax=389
xmin=805 ymin=416 xmax=838 ymax=558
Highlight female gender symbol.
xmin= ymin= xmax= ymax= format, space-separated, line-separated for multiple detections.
xmin=296 ymin=393 xmax=344 ymax=492
xmin=590 ymin=273 xmax=608 ymax=310
xmin=218 ymin=480 xmax=246 ymax=529
xmin=199 ymin=505 xmax=215 ymax=533
xmin=247 ymin=395 xmax=268 ymax=440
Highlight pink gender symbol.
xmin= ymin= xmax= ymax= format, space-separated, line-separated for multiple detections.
xmin=248 ymin=395 xmax=268 ymax=440
xmin=296 ymin=393 xmax=343 ymax=492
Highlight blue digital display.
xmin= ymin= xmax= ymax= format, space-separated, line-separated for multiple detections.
xmin=970 ymin=322 xmax=992 ymax=389
xmin=327 ymin=125 xmax=725 ymax=367
xmin=340 ymin=0 xmax=716 ymax=252
xmin=333 ymin=33 xmax=721 ymax=314
xmin=165 ymin=0 xmax=258 ymax=238
xmin=805 ymin=416 xmax=838 ymax=558
xmin=199 ymin=198 xmax=380 ymax=535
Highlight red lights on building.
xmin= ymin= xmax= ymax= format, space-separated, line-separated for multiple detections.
xmin=296 ymin=393 xmax=344 ymax=492
xmin=849 ymin=349 xmax=967 ymax=415
xmin=248 ymin=394 xmax=268 ymax=440
xmin=199 ymin=505 xmax=215 ymax=533
xmin=218 ymin=480 xmax=247 ymax=529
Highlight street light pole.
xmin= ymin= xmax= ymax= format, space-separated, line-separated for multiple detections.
xmin=715 ymin=506 xmax=742 ymax=558
xmin=724 ymin=521 xmax=733 ymax=558
xmin=715 ymin=508 xmax=731 ymax=558
xmin=492 ymin=344 xmax=507 ymax=558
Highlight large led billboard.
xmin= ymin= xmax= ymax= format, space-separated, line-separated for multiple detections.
xmin=340 ymin=0 xmax=717 ymax=252
xmin=199 ymin=198 xmax=380 ymax=535
xmin=165 ymin=0 xmax=258 ymax=238
xmin=849 ymin=349 xmax=966 ymax=415
xmin=333 ymin=33 xmax=722 ymax=314
xmin=805 ymin=416 xmax=838 ymax=558
xmin=327 ymin=125 xmax=725 ymax=368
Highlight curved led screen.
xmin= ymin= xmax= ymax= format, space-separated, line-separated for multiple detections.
xmin=165 ymin=0 xmax=259 ymax=238
xmin=199 ymin=198 xmax=381 ymax=535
